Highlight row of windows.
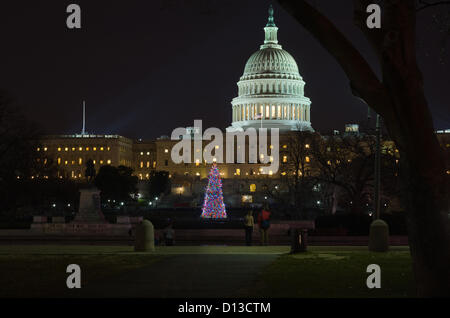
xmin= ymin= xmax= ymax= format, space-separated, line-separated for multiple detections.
xmin=37 ymin=146 xmax=111 ymax=152
xmin=138 ymin=161 xmax=157 ymax=169
xmin=56 ymin=158 xmax=112 ymax=166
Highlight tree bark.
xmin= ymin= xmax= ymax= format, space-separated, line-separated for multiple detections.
xmin=278 ymin=0 xmax=450 ymax=296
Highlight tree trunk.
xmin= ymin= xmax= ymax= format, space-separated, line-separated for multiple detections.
xmin=402 ymin=158 xmax=450 ymax=296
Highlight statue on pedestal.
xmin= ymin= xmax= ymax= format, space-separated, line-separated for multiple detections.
xmin=72 ymin=159 xmax=107 ymax=224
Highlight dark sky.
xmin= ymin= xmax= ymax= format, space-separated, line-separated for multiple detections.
xmin=0 ymin=0 xmax=449 ymax=139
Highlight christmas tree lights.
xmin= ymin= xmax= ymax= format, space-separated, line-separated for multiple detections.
xmin=201 ymin=163 xmax=227 ymax=219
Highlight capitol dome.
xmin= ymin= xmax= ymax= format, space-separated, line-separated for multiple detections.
xmin=228 ymin=6 xmax=313 ymax=132
xmin=242 ymin=49 xmax=300 ymax=79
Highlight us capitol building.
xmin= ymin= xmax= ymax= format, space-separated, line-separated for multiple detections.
xmin=37 ymin=7 xmax=449 ymax=208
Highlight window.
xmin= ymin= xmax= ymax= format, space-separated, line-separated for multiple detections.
xmin=44 ymin=147 xmax=48 ymax=152
xmin=79 ymin=147 xmax=83 ymax=151
xmin=79 ymin=158 xmax=83 ymax=165
xmin=107 ymin=160 xmax=112 ymax=165
xmin=250 ymin=184 xmax=256 ymax=192
xmin=57 ymin=158 xmax=61 ymax=165
xmin=164 ymin=149 xmax=169 ymax=153
xmin=236 ymin=169 xmax=241 ymax=176
xmin=305 ymin=144 xmax=310 ymax=149
xmin=140 ymin=162 xmax=144 ymax=168
xmin=153 ymin=161 xmax=156 ymax=168
xmin=86 ymin=147 xmax=90 ymax=151
xmin=283 ymin=156 xmax=288 ymax=163
xmin=100 ymin=147 xmax=104 ymax=151
xmin=242 ymin=195 xmax=253 ymax=203
xmin=305 ymin=156 xmax=310 ymax=163
xmin=93 ymin=147 xmax=97 ymax=151
xmin=147 ymin=161 xmax=150 ymax=168
xmin=195 ymin=159 xmax=200 ymax=167
xmin=72 ymin=147 xmax=76 ymax=151
xmin=58 ymin=148 xmax=61 ymax=152
xmin=65 ymin=147 xmax=68 ymax=152
xmin=283 ymin=145 xmax=287 ymax=149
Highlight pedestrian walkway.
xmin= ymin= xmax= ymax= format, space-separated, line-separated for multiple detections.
xmin=69 ymin=253 xmax=279 ymax=298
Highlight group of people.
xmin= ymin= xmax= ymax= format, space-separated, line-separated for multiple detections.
xmin=131 ymin=208 xmax=272 ymax=246
xmin=244 ymin=205 xmax=271 ymax=246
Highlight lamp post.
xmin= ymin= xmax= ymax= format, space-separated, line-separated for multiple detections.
xmin=374 ymin=113 xmax=381 ymax=220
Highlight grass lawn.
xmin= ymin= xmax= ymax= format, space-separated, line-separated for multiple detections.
xmin=241 ymin=246 xmax=415 ymax=298
xmin=0 ymin=245 xmax=415 ymax=298
xmin=0 ymin=253 xmax=163 ymax=298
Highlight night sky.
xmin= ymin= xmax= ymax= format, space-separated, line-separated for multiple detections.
xmin=1 ymin=0 xmax=448 ymax=139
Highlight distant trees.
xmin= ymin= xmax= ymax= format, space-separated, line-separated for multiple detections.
xmin=278 ymin=130 xmax=400 ymax=217
xmin=310 ymin=134 xmax=399 ymax=215
xmin=94 ymin=165 xmax=138 ymax=203
xmin=0 ymin=93 xmax=39 ymax=182
xmin=146 ymin=170 xmax=171 ymax=199
xmin=278 ymin=130 xmax=320 ymax=218
xmin=0 ymin=92 xmax=45 ymax=215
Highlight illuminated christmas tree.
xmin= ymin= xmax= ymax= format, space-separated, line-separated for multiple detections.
xmin=201 ymin=163 xmax=227 ymax=219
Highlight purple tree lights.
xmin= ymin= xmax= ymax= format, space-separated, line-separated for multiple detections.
xmin=201 ymin=163 xmax=227 ymax=219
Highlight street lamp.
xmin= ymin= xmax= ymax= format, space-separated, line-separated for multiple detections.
xmin=374 ymin=113 xmax=381 ymax=220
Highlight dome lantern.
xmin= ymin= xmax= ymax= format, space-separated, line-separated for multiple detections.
xmin=261 ymin=5 xmax=281 ymax=49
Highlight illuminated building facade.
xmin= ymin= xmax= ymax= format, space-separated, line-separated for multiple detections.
xmin=38 ymin=134 xmax=133 ymax=179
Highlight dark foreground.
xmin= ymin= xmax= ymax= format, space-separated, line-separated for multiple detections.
xmin=0 ymin=246 xmax=414 ymax=298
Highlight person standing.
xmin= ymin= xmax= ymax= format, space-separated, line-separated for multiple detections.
xmin=244 ymin=210 xmax=255 ymax=246
xmin=164 ymin=223 xmax=175 ymax=246
xmin=257 ymin=205 xmax=271 ymax=246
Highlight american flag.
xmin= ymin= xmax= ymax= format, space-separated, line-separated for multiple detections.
xmin=255 ymin=113 xmax=263 ymax=120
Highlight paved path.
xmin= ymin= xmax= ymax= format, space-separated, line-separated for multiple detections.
xmin=71 ymin=254 xmax=279 ymax=298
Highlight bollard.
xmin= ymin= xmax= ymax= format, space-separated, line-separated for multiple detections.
xmin=290 ymin=228 xmax=308 ymax=253
xmin=134 ymin=220 xmax=155 ymax=252
xmin=368 ymin=219 xmax=389 ymax=252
